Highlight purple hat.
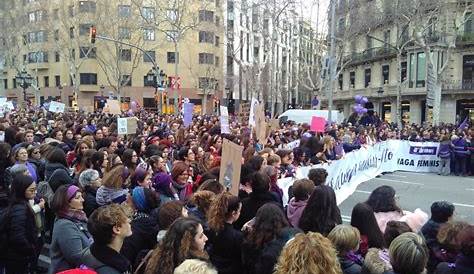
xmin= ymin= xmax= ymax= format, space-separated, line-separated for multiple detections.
xmin=152 ymin=172 xmax=173 ymax=195
xmin=67 ymin=185 xmax=80 ymax=201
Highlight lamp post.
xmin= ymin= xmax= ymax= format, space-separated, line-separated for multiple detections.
xmin=15 ymin=69 xmax=33 ymax=107
xmin=58 ymin=84 xmax=63 ymax=102
xmin=147 ymin=66 xmax=166 ymax=114
xmin=377 ymin=87 xmax=384 ymax=121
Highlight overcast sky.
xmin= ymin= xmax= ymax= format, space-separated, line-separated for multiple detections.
xmin=298 ymin=0 xmax=330 ymax=34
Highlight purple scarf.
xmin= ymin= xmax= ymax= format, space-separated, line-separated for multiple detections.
xmin=58 ymin=208 xmax=88 ymax=223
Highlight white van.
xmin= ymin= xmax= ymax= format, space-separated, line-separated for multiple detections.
xmin=278 ymin=109 xmax=344 ymax=124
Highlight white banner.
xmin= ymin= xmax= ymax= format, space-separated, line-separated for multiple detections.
xmin=278 ymin=140 xmax=442 ymax=206
xmin=220 ymin=106 xmax=230 ymax=134
xmin=49 ymin=101 xmax=65 ymax=113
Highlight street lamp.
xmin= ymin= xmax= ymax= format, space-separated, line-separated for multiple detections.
xmin=147 ymin=66 xmax=166 ymax=113
xmin=58 ymin=84 xmax=63 ymax=102
xmin=377 ymin=87 xmax=384 ymax=121
xmin=15 ymin=69 xmax=33 ymax=106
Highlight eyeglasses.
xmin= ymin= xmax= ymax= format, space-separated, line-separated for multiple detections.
xmin=33 ymin=151 xmax=40 ymax=154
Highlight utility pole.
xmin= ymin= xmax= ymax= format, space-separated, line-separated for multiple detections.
xmin=326 ymin=0 xmax=337 ymax=123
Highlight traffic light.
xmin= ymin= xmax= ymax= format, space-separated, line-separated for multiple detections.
xmin=90 ymin=26 xmax=97 ymax=44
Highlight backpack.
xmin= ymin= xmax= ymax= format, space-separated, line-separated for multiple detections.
xmin=38 ymin=169 xmax=61 ymax=206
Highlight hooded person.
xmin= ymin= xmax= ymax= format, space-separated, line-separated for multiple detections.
xmin=152 ymin=172 xmax=179 ymax=205
xmin=286 ymin=179 xmax=314 ymax=228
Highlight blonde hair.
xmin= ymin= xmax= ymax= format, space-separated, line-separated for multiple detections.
xmin=173 ymin=259 xmax=217 ymax=274
xmin=274 ymin=232 xmax=342 ymax=274
xmin=327 ymin=224 xmax=360 ymax=254
xmin=389 ymin=232 xmax=428 ymax=274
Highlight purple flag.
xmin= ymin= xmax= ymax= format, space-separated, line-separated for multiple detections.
xmin=183 ymin=103 xmax=194 ymax=127
xmin=458 ymin=116 xmax=469 ymax=130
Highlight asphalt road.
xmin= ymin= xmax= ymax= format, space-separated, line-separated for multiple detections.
xmin=339 ymin=171 xmax=474 ymax=224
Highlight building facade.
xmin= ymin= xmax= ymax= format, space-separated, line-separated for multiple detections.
xmin=320 ymin=0 xmax=474 ymax=124
xmin=0 ymin=0 xmax=224 ymax=112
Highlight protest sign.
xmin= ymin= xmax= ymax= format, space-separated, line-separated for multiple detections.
xmin=117 ymin=117 xmax=138 ymax=135
xmin=183 ymin=103 xmax=194 ymax=127
xmin=239 ymin=102 xmax=251 ymax=124
xmin=310 ymin=116 xmax=326 ymax=132
xmin=248 ymin=98 xmax=259 ymax=127
xmin=255 ymin=103 xmax=266 ymax=143
xmin=107 ymin=99 xmax=121 ymax=115
xmin=219 ymin=139 xmax=244 ymax=196
xmin=49 ymin=101 xmax=65 ymax=113
xmin=220 ymin=105 xmax=231 ymax=134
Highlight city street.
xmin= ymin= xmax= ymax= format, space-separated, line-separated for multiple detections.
xmin=339 ymin=171 xmax=474 ymax=224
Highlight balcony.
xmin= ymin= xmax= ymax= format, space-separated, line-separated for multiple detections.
xmin=456 ymin=33 xmax=474 ymax=46
xmin=343 ymin=47 xmax=397 ymax=67
xmin=442 ymin=79 xmax=474 ymax=91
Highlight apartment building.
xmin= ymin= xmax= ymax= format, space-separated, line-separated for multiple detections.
xmin=321 ymin=0 xmax=474 ymax=124
xmin=0 ymin=0 xmax=224 ymax=112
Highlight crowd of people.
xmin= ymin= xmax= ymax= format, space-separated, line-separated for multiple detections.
xmin=0 ymin=108 xmax=472 ymax=274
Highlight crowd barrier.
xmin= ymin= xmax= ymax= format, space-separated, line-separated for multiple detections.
xmin=277 ymin=140 xmax=442 ymax=206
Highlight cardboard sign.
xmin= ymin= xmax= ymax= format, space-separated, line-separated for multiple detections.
xmin=220 ymin=105 xmax=231 ymax=134
xmin=239 ymin=102 xmax=251 ymax=124
xmin=183 ymin=103 xmax=194 ymax=127
xmin=255 ymin=103 xmax=266 ymax=143
xmin=117 ymin=117 xmax=138 ymax=135
xmin=248 ymin=98 xmax=259 ymax=127
xmin=219 ymin=139 xmax=244 ymax=196
xmin=310 ymin=116 xmax=326 ymax=133
xmin=107 ymin=99 xmax=121 ymax=115
xmin=49 ymin=101 xmax=65 ymax=113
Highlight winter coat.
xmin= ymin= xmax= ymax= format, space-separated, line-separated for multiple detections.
xmin=453 ymin=138 xmax=470 ymax=158
xmin=95 ymin=186 xmax=128 ymax=206
xmin=339 ymin=254 xmax=363 ymax=274
xmin=421 ymin=219 xmax=444 ymax=272
xmin=438 ymin=141 xmax=452 ymax=159
xmin=120 ymin=212 xmax=158 ymax=265
xmin=286 ymin=198 xmax=307 ymax=228
xmin=83 ymin=187 xmax=99 ymax=217
xmin=81 ymin=244 xmax=132 ymax=274
xmin=45 ymin=162 xmax=73 ymax=192
xmin=208 ymin=223 xmax=244 ymax=274
xmin=49 ymin=217 xmax=93 ymax=274
xmin=234 ymin=192 xmax=279 ymax=230
xmin=435 ymin=255 xmax=474 ymax=274
xmin=29 ymin=158 xmax=45 ymax=182
xmin=374 ymin=209 xmax=428 ymax=233
xmin=0 ymin=203 xmax=37 ymax=261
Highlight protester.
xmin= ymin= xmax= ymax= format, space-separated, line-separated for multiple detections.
xmin=173 ymin=259 xmax=218 ymax=274
xmin=327 ymin=224 xmax=363 ymax=274
xmin=387 ymin=232 xmax=429 ymax=274
xmin=187 ymin=190 xmax=215 ymax=231
xmin=78 ymin=169 xmax=101 ymax=217
xmin=350 ymin=202 xmax=386 ymax=256
xmin=286 ymin=178 xmax=314 ymax=228
xmin=157 ymin=200 xmax=188 ymax=243
xmin=95 ymin=165 xmax=129 ymax=206
xmin=435 ymin=225 xmax=474 ymax=274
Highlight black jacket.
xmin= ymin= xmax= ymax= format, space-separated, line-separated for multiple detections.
xmin=1 ymin=203 xmax=37 ymax=261
xmin=45 ymin=162 xmax=73 ymax=192
xmin=208 ymin=223 xmax=243 ymax=274
xmin=120 ymin=212 xmax=158 ymax=266
xmin=421 ymin=219 xmax=443 ymax=272
xmin=82 ymin=243 xmax=132 ymax=274
xmin=435 ymin=256 xmax=474 ymax=274
xmin=339 ymin=257 xmax=362 ymax=274
xmin=29 ymin=158 xmax=45 ymax=182
xmin=83 ymin=187 xmax=99 ymax=217
xmin=234 ymin=192 xmax=278 ymax=230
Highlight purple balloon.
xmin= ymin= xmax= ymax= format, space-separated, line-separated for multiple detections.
xmin=360 ymin=107 xmax=368 ymax=113
xmin=354 ymin=95 xmax=363 ymax=103
xmin=361 ymin=97 xmax=369 ymax=105
xmin=131 ymin=101 xmax=138 ymax=112
xmin=127 ymin=109 xmax=134 ymax=116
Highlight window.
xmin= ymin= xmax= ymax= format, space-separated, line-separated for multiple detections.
xmin=143 ymin=28 xmax=155 ymax=40
xmin=215 ymin=16 xmax=220 ymax=26
xmin=338 ymin=73 xmax=343 ymax=90
xmin=121 ymin=75 xmax=131 ymax=86
xmin=199 ymin=53 xmax=214 ymax=64
xmin=199 ymin=31 xmax=214 ymax=43
xmin=118 ymin=27 xmax=131 ymax=39
xmin=383 ymin=30 xmax=391 ymax=51
xmin=215 ymin=56 xmax=219 ymax=66
xmin=80 ymin=73 xmax=97 ymax=85
xmin=55 ymin=52 xmax=60 ymax=62
xmin=68 ymin=5 xmax=74 ymax=17
xmin=79 ymin=24 xmax=92 ymax=36
xmin=166 ymin=30 xmax=178 ymax=41
xmin=199 ymin=10 xmax=214 ymax=22
xmin=215 ymin=36 xmax=220 ymax=46
xmin=409 ymin=53 xmax=415 ymax=87
xmin=254 ymin=46 xmax=259 ymax=59
xmin=366 ymin=35 xmax=373 ymax=55
xmin=167 ymin=52 xmax=178 ymax=63
xmin=167 ymin=9 xmax=178 ymax=21
xmin=401 ymin=61 xmax=407 ymax=81
xmin=28 ymin=51 xmax=48 ymax=63
xmin=71 ymin=49 xmax=76 ymax=60
xmin=3 ymin=79 xmax=7 ymax=89
xmin=54 ymin=29 xmax=59 ymax=41
xmin=144 ymin=76 xmax=155 ymax=87
xmin=120 ymin=49 xmax=131 ymax=61
xmin=144 ymin=51 xmax=155 ymax=62
xmin=382 ymin=65 xmax=389 ymax=84
xmin=79 ymin=1 xmax=96 ymax=13
xmin=142 ymin=7 xmax=155 ymax=20
xmin=69 ymin=27 xmax=75 ymax=38
xmin=198 ymin=77 xmax=216 ymax=89
xmin=55 ymin=75 xmax=61 ymax=87
xmin=118 ymin=5 xmax=131 ymax=18
xmin=26 ymin=31 xmax=48 ymax=43
xmin=79 ymin=47 xmax=97 ymax=58
xmin=44 ymin=76 xmax=49 ymax=87
xmin=365 ymin=68 xmax=371 ymax=87
xmin=465 ymin=13 xmax=473 ymax=34
xmin=350 ymin=71 xmax=355 ymax=87
xmin=13 ymin=79 xmax=16 ymax=89
xmin=416 ymin=52 xmax=426 ymax=87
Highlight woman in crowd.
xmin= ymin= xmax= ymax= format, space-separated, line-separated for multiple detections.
xmin=0 ymin=174 xmax=40 ymax=273
xmin=241 ymin=203 xmax=290 ymax=274
xmin=153 ymin=172 xmax=179 ymax=204
xmin=275 ymin=150 xmax=295 ymax=178
xmin=186 ymin=190 xmax=215 ymax=230
xmin=434 ymin=221 xmax=470 ymax=268
xmin=207 ymin=192 xmax=243 ymax=274
xmin=350 ymin=202 xmax=386 ymax=256
xmin=82 ymin=204 xmax=133 ymax=274
xmin=106 ymin=153 xmax=123 ymax=172
xmin=122 ymin=148 xmax=139 ymax=175
xmin=170 ymin=161 xmax=192 ymax=201
xmin=274 ymin=232 xmax=342 ymax=274
xmin=435 ymin=225 xmax=474 ymax=274
xmin=263 ymin=165 xmax=283 ymax=206
xmin=328 ymin=224 xmax=363 ymax=274
xmin=299 ymin=185 xmax=342 ymax=236
xmin=49 ymin=185 xmax=93 ymax=273
xmin=12 ymin=147 xmax=37 ymax=183
xmin=130 ymin=163 xmax=153 ymax=189
xmin=45 ymin=147 xmax=73 ymax=192
xmin=287 ymin=179 xmax=314 ymax=228
xmin=157 ymin=200 xmax=188 ymax=243
xmin=307 ymin=168 xmax=328 ymax=186
xmin=27 ymin=145 xmax=45 ymax=182
xmin=95 ymin=165 xmax=129 ymax=206
xmin=198 ymin=152 xmax=215 ymax=175
xmin=387 ymin=233 xmax=429 ymax=274
xmin=90 ymin=151 xmax=107 ymax=178
xmin=174 ymin=259 xmax=218 ymax=274
xmin=148 ymin=155 xmax=166 ymax=176
xmin=78 ymin=169 xmax=101 ymax=217
xmin=145 ymin=217 xmax=209 ymax=274
xmin=121 ymin=186 xmax=160 ymax=267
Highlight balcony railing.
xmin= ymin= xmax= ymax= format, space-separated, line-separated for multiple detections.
xmin=344 ymin=46 xmax=397 ymax=66
xmin=442 ymin=79 xmax=474 ymax=90
xmin=456 ymin=33 xmax=474 ymax=46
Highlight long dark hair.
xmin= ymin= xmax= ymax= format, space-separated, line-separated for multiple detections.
xmin=298 ymin=185 xmax=342 ymax=236
xmin=366 ymin=185 xmax=402 ymax=213
xmin=245 ymin=203 xmax=289 ymax=249
xmin=8 ymin=174 xmax=35 ymax=216
xmin=350 ymin=202 xmax=385 ymax=249
xmin=47 ymin=147 xmax=68 ymax=167
xmin=91 ymin=151 xmax=105 ymax=173
xmin=122 ymin=149 xmax=137 ymax=170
